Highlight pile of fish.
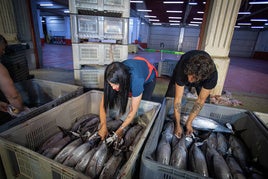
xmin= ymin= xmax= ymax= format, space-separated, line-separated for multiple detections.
xmin=155 ymin=114 xmax=265 ymax=179
xmin=37 ymin=113 xmax=145 ymax=179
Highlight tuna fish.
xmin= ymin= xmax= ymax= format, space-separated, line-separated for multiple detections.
xmin=181 ymin=115 xmax=233 ymax=133
xmin=106 ymin=119 xmax=123 ymax=132
xmin=99 ymin=152 xmax=125 ymax=179
xmin=226 ymin=156 xmax=246 ymax=179
xmin=63 ymin=134 xmax=100 ymax=167
xmin=189 ymin=143 xmax=209 ymax=177
xmin=216 ymin=132 xmax=228 ymax=156
xmin=207 ymin=132 xmax=217 ymax=149
xmin=37 ymin=131 xmax=64 ymax=153
xmin=54 ymin=138 xmax=83 ymax=163
xmin=86 ymin=142 xmax=111 ymax=178
xmin=156 ymin=132 xmax=171 ymax=165
xmin=74 ymin=147 xmax=97 ymax=173
xmin=71 ymin=113 xmax=99 ymax=132
xmin=123 ymin=124 xmax=143 ymax=147
xmin=170 ymin=135 xmax=188 ymax=170
xmin=212 ymin=150 xmax=232 ymax=179
xmin=229 ymin=135 xmax=250 ymax=172
xmin=42 ymin=135 xmax=71 ymax=159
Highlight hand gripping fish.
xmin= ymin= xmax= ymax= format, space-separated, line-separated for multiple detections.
xmin=181 ymin=115 xmax=233 ymax=133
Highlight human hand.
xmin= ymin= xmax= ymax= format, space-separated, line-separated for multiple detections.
xmin=98 ymin=125 xmax=108 ymax=140
xmin=174 ymin=124 xmax=183 ymax=138
xmin=115 ymin=127 xmax=124 ymax=139
xmin=185 ymin=122 xmax=193 ymax=136
xmin=0 ymin=101 xmax=8 ymax=112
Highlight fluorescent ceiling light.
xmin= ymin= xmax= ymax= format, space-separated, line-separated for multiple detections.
xmin=168 ymin=17 xmax=182 ymax=19
xmin=250 ymin=19 xmax=267 ymax=21
xmin=238 ymin=12 xmax=251 ymax=15
xmin=152 ymin=23 xmax=162 ymax=25
xmin=234 ymin=26 xmax=240 ymax=28
xmin=144 ymin=15 xmax=157 ymax=18
xmin=163 ymin=1 xmax=183 ymax=4
xmin=169 ymin=20 xmax=180 ymax=23
xmin=251 ymin=26 xmax=264 ymax=28
xmin=197 ymin=11 xmax=204 ymax=14
xmin=130 ymin=0 xmax=143 ymax=3
xmin=265 ymin=23 xmax=268 ymax=25
xmin=190 ymin=21 xmax=202 ymax=24
xmin=149 ymin=19 xmax=160 ymax=22
xmin=166 ymin=10 xmax=182 ymax=13
xmin=193 ymin=18 xmax=203 ymax=20
xmin=189 ymin=2 xmax=198 ymax=5
xmin=203 ymin=1 xmax=206 ymax=4
xmin=249 ymin=1 xmax=268 ymax=4
xmin=237 ymin=23 xmax=251 ymax=25
xmin=64 ymin=10 xmax=69 ymax=13
xmin=137 ymin=9 xmax=152 ymax=12
xmin=189 ymin=24 xmax=199 ymax=26
xmin=170 ymin=23 xmax=180 ymax=26
xmin=40 ymin=3 xmax=53 ymax=6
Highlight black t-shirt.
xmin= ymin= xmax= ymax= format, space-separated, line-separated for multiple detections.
xmin=172 ymin=50 xmax=218 ymax=89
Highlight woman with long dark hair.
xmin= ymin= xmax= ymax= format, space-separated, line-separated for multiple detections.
xmin=98 ymin=57 xmax=158 ymax=140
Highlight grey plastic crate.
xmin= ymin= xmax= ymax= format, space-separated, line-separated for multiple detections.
xmin=158 ymin=59 xmax=178 ymax=77
xmin=0 ymin=79 xmax=83 ymax=133
xmin=0 ymin=90 xmax=161 ymax=179
xmin=140 ymin=97 xmax=268 ymax=179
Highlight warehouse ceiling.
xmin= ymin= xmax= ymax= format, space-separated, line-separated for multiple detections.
xmin=36 ymin=0 xmax=268 ymax=29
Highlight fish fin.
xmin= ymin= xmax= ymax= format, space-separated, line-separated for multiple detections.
xmin=57 ymin=126 xmax=69 ymax=136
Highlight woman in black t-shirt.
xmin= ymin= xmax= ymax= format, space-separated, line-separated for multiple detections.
xmin=165 ymin=50 xmax=218 ymax=138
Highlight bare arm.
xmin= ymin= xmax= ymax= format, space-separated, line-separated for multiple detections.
xmin=98 ymin=94 xmax=108 ymax=140
xmin=185 ymin=87 xmax=211 ymax=135
xmin=173 ymin=83 xmax=184 ymax=138
xmin=116 ymin=93 xmax=142 ymax=137
xmin=0 ymin=64 xmax=24 ymax=112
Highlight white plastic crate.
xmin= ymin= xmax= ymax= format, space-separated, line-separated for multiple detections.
xmin=140 ymin=97 xmax=268 ymax=179
xmin=158 ymin=59 xmax=178 ymax=77
xmin=72 ymin=43 xmax=128 ymax=69
xmin=69 ymin=0 xmax=130 ymax=18
xmin=74 ymin=66 xmax=106 ymax=88
xmin=0 ymin=90 xmax=161 ymax=179
xmin=70 ymin=15 xmax=128 ymax=44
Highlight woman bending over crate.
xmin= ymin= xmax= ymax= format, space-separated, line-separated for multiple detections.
xmin=98 ymin=57 xmax=158 ymax=141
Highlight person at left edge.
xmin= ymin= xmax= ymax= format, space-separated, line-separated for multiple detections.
xmin=98 ymin=56 xmax=158 ymax=140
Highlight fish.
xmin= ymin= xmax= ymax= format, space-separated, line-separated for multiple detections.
xmin=228 ymin=135 xmax=250 ymax=173
xmin=37 ymin=131 xmax=64 ymax=153
xmin=126 ymin=128 xmax=144 ymax=160
xmin=63 ymin=134 xmax=100 ymax=167
xmin=106 ymin=119 xmax=123 ymax=132
xmin=181 ymin=115 xmax=233 ymax=133
xmin=162 ymin=121 xmax=174 ymax=143
xmin=207 ymin=132 xmax=217 ymax=149
xmin=123 ymin=124 xmax=143 ymax=147
xmin=226 ymin=156 xmax=246 ymax=179
xmin=42 ymin=135 xmax=72 ymax=159
xmin=170 ymin=135 xmax=188 ymax=170
xmin=74 ymin=147 xmax=97 ymax=173
xmin=54 ymin=138 xmax=83 ymax=163
xmin=216 ymin=132 xmax=228 ymax=156
xmin=71 ymin=113 xmax=99 ymax=132
xmin=212 ymin=150 xmax=232 ymax=179
xmin=156 ymin=132 xmax=171 ymax=165
xmin=86 ymin=142 xmax=111 ymax=178
xmin=78 ymin=116 xmax=99 ymax=134
xmin=99 ymin=152 xmax=125 ymax=179
xmin=189 ymin=143 xmax=209 ymax=177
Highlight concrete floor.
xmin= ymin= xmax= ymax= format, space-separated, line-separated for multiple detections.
xmin=31 ymin=44 xmax=268 ymax=114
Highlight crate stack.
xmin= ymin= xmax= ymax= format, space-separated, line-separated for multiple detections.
xmin=69 ymin=0 xmax=130 ymax=89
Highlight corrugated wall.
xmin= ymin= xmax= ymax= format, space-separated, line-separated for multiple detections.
xmin=147 ymin=25 xmax=267 ymax=58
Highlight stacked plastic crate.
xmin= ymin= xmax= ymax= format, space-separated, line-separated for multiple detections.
xmin=69 ymin=0 xmax=130 ymax=89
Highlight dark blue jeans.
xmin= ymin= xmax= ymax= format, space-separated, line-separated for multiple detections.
xmin=142 ymin=77 xmax=156 ymax=100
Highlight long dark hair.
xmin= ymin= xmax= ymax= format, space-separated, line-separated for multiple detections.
xmin=103 ymin=62 xmax=130 ymax=114
xmin=184 ymin=51 xmax=215 ymax=82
